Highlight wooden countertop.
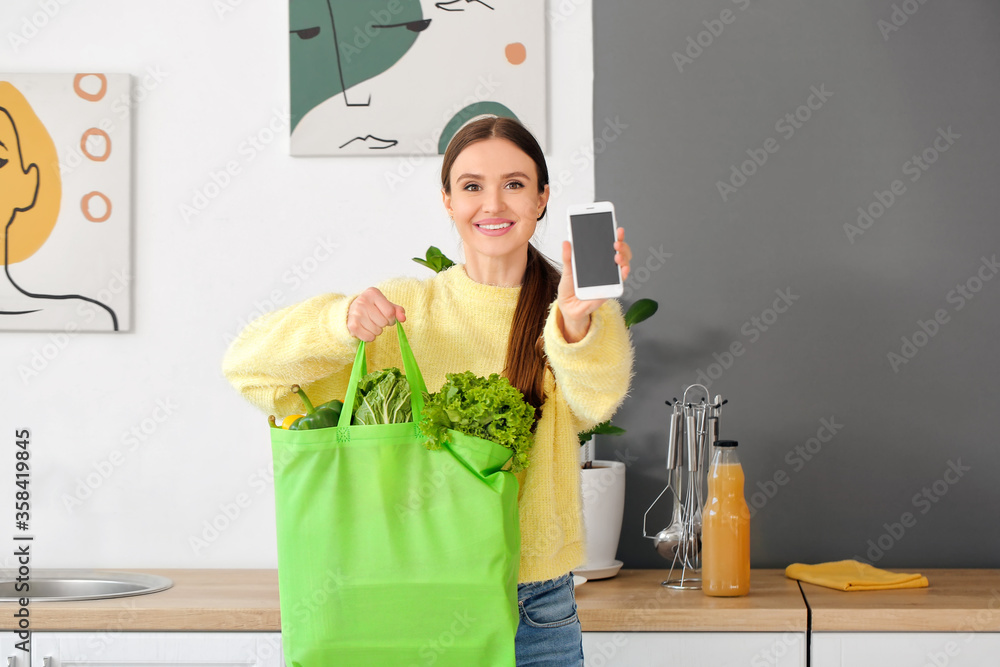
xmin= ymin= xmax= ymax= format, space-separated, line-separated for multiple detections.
xmin=3 ymin=568 xmax=997 ymax=633
xmin=0 ymin=570 xmax=281 ymax=632
xmin=802 ymin=568 xmax=1000 ymax=632
xmin=2 ymin=568 xmax=804 ymax=633
xmin=575 ymin=568 xmax=807 ymax=632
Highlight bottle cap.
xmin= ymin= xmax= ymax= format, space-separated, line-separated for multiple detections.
xmin=714 ymin=440 xmax=738 ymax=447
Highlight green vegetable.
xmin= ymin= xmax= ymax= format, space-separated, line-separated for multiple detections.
xmin=288 ymin=385 xmax=343 ymax=430
xmin=412 ymin=246 xmax=455 ymax=273
xmin=419 ymin=371 xmax=535 ymax=472
xmin=352 ymin=368 xmax=413 ymax=425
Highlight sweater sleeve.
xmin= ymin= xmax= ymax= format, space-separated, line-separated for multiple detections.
xmin=221 ymin=291 xmax=360 ymax=417
xmin=542 ymin=299 xmax=635 ymax=432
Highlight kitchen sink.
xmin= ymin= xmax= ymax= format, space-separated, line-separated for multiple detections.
xmin=0 ymin=570 xmax=172 ymax=602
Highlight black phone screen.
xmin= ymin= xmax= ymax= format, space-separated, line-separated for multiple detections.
xmin=570 ymin=211 xmax=619 ymax=287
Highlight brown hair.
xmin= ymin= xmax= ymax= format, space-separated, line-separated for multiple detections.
xmin=441 ymin=116 xmax=560 ymax=416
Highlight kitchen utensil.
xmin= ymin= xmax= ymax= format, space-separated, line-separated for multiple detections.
xmin=643 ymin=385 xmax=728 ymax=589
xmin=652 ymin=469 xmax=684 ymax=560
xmin=645 ymin=402 xmax=684 ymax=558
xmin=667 ymin=400 xmax=683 ymax=469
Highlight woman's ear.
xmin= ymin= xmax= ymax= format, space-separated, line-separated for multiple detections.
xmin=441 ymin=187 xmax=453 ymax=218
xmin=536 ymin=184 xmax=550 ymax=219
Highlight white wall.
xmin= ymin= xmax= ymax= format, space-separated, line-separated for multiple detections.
xmin=1 ymin=0 xmax=595 ymax=568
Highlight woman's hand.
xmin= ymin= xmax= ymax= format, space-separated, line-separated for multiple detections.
xmin=347 ymin=287 xmax=406 ymax=342
xmin=557 ymin=226 xmax=632 ymax=343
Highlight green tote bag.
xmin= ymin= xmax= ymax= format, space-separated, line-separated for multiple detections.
xmin=270 ymin=323 xmax=520 ymax=667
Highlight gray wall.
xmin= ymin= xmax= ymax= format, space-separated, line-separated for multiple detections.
xmin=592 ymin=0 xmax=1000 ymax=568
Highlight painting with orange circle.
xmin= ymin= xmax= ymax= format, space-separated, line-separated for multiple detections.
xmin=288 ymin=0 xmax=546 ymax=156
xmin=0 ymin=74 xmax=131 ymax=332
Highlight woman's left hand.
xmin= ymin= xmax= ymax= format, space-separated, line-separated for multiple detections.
xmin=557 ymin=226 xmax=632 ymax=343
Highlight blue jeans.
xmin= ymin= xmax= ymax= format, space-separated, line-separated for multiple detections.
xmin=515 ymin=573 xmax=584 ymax=666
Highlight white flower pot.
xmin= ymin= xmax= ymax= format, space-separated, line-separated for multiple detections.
xmin=578 ymin=459 xmax=626 ymax=576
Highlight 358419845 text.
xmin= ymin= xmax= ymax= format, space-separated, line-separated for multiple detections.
xmin=13 ymin=428 xmax=33 ymax=654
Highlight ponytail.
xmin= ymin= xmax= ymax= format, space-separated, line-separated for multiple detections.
xmin=504 ymin=244 xmax=560 ymax=418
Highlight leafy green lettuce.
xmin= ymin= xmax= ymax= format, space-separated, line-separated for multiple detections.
xmin=418 ymin=371 xmax=535 ymax=472
xmin=351 ymin=368 xmax=412 ymax=425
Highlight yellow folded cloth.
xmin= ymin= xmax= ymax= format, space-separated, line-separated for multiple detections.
xmin=785 ymin=560 xmax=929 ymax=591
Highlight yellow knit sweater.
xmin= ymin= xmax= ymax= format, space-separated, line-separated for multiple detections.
xmin=222 ymin=265 xmax=634 ymax=584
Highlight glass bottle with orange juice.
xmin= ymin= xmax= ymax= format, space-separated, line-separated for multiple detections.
xmin=701 ymin=440 xmax=751 ymax=596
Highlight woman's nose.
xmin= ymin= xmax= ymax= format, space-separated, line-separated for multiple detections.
xmin=482 ymin=188 xmax=504 ymax=213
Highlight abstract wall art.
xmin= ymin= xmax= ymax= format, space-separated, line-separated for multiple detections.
xmin=0 ymin=73 xmax=131 ymax=333
xmin=288 ymin=0 xmax=547 ymax=157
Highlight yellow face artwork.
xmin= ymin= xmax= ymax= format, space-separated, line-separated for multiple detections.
xmin=0 ymin=81 xmax=61 ymax=266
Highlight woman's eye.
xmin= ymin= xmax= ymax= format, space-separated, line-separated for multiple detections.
xmin=0 ymin=157 xmax=7 ymax=169
xmin=505 ymin=181 xmax=524 ymax=189
xmin=463 ymin=183 xmax=480 ymax=191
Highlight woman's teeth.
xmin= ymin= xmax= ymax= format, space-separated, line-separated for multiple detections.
xmin=479 ymin=222 xmax=512 ymax=230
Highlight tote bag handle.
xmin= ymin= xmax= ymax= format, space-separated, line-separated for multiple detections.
xmin=337 ymin=322 xmax=428 ymax=427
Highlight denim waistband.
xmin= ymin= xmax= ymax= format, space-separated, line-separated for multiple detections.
xmin=517 ymin=572 xmax=572 ymax=599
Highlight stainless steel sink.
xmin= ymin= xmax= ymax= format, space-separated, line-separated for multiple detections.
xmin=0 ymin=570 xmax=172 ymax=602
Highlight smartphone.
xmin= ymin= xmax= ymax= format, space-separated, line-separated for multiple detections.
xmin=567 ymin=201 xmax=624 ymax=301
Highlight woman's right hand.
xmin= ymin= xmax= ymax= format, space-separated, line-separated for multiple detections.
xmin=346 ymin=287 xmax=406 ymax=342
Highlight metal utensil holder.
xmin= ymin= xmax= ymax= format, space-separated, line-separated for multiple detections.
xmin=642 ymin=384 xmax=726 ymax=589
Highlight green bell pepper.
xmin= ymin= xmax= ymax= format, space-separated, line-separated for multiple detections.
xmin=287 ymin=384 xmax=343 ymax=430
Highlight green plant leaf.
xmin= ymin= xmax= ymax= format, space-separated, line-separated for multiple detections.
xmin=413 ymin=246 xmax=455 ymax=273
xmin=624 ymin=298 xmax=658 ymax=328
xmin=578 ymin=420 xmax=626 ymax=445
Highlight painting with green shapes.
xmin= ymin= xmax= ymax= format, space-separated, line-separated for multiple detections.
xmin=288 ymin=0 xmax=547 ymax=156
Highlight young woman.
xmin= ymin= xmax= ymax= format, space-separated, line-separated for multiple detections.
xmin=223 ymin=116 xmax=634 ymax=666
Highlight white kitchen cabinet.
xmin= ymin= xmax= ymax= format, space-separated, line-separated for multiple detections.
xmin=812 ymin=632 xmax=1000 ymax=667
xmin=583 ymin=631 xmax=806 ymax=667
xmin=2 ymin=632 xmax=26 ymax=667
xmin=28 ymin=633 xmax=283 ymax=667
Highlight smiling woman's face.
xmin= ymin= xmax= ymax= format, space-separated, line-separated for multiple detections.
xmin=443 ymin=137 xmax=549 ymax=269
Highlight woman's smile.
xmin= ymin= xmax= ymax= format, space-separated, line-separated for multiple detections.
xmin=475 ymin=218 xmax=515 ymax=235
